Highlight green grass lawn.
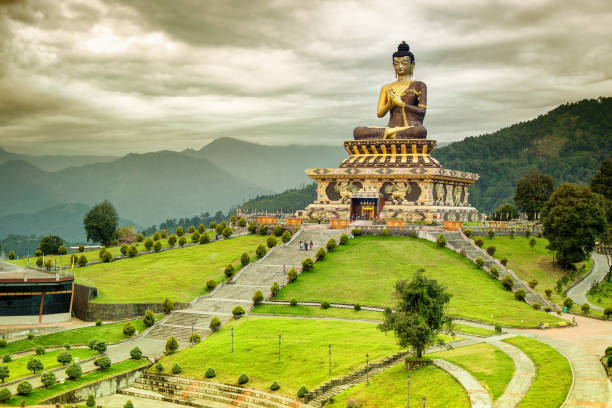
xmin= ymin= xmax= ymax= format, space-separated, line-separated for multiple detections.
xmin=327 ymin=364 xmax=470 ymax=408
xmin=0 ymin=318 xmax=153 ymax=355
xmin=3 ymin=359 xmax=148 ymax=406
xmin=587 ymin=280 xmax=612 ymax=309
xmin=477 ymin=236 xmax=592 ymax=305
xmin=74 ymin=234 xmax=266 ymax=303
xmin=2 ymin=348 xmax=96 ymax=383
xmin=8 ymin=231 xmax=216 ymax=268
xmin=428 ymin=343 xmax=514 ymax=401
xmin=503 ymin=336 xmax=572 ymax=408
xmin=251 ymin=304 xmax=384 ymax=321
xmin=277 ymin=236 xmax=562 ymax=327
xmin=158 ymin=317 xmax=405 ymax=397
xmin=451 ymin=323 xmax=497 ymax=337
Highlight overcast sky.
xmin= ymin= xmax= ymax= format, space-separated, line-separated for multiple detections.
xmin=1 ymin=0 xmax=611 ymax=156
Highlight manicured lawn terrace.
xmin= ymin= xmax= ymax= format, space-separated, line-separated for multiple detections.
xmin=327 ymin=364 xmax=470 ymax=408
xmin=8 ymin=231 xmax=216 ymax=268
xmin=429 ymin=343 xmax=514 ymax=401
xmin=3 ymin=359 xmax=148 ymax=406
xmin=160 ymin=317 xmax=408 ymax=397
xmin=1 ymin=348 xmax=97 ymax=383
xmin=75 ymin=234 xmax=267 ymax=303
xmin=452 ymin=323 xmax=497 ymax=337
xmin=251 ymin=304 xmax=384 ymax=321
xmin=477 ymin=236 xmax=592 ymax=305
xmin=278 ymin=236 xmax=562 ymax=327
xmin=0 ymin=318 xmax=152 ymax=355
xmin=588 ymin=280 xmax=612 ymax=309
xmin=503 ymin=336 xmax=572 ymax=408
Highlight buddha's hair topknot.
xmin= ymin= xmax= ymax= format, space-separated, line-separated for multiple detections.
xmin=392 ymin=41 xmax=415 ymax=63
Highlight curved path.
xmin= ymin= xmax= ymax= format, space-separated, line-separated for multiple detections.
xmin=567 ymin=253 xmax=608 ymax=311
xmin=524 ymin=315 xmax=611 ymax=408
xmin=432 ymin=358 xmax=492 ymax=408
xmin=487 ymin=339 xmax=536 ymax=408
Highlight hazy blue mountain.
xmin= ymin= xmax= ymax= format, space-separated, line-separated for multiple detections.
xmin=0 ymin=203 xmax=138 ymax=243
xmin=0 ymin=151 xmax=268 ymax=227
xmin=187 ymin=137 xmax=346 ymax=193
xmin=0 ymin=147 xmax=117 ymax=172
xmin=434 ymin=97 xmax=612 ymax=212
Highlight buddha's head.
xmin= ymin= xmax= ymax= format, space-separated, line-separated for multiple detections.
xmin=392 ymin=41 xmax=415 ymax=77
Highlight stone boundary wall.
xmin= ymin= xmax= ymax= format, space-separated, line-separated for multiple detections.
xmin=41 ymin=360 xmax=152 ymax=405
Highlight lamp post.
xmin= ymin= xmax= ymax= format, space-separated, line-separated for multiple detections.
xmin=278 ymin=335 xmax=281 ymax=361
xmin=328 ymin=345 xmax=331 ymax=375
xmin=406 ymin=375 xmax=411 ymax=408
xmin=366 ymin=354 xmax=369 ymax=386
xmin=231 ymin=327 xmax=234 ymax=353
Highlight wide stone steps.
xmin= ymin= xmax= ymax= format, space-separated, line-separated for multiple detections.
xmin=308 ymin=365 xmax=391 ymax=406
xmin=128 ymin=374 xmax=303 ymax=408
xmin=146 ymin=323 xmax=196 ymax=342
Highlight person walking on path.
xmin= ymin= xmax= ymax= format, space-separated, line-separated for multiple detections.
xmin=310 ymin=241 xmax=313 ymax=250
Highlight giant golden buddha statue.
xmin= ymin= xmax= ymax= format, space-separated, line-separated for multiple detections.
xmin=354 ymin=41 xmax=427 ymax=140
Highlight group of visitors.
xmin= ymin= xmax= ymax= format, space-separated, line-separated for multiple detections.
xmin=299 ymin=240 xmax=313 ymax=251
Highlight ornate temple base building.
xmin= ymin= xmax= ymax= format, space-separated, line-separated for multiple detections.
xmin=304 ymin=139 xmax=483 ymax=222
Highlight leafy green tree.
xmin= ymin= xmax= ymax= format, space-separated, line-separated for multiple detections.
xmin=120 ymin=244 xmax=129 ymax=255
xmin=162 ymin=298 xmax=174 ymax=313
xmin=199 ymin=233 xmax=210 ymax=244
xmin=168 ymin=235 xmax=177 ymax=247
xmin=27 ymin=357 xmax=43 ymax=374
xmin=176 ymin=226 xmax=184 ymax=237
xmin=541 ymin=184 xmax=607 ymax=268
xmin=83 ymin=200 xmax=119 ymax=246
xmin=209 ymin=317 xmax=222 ymax=332
xmin=40 ymin=371 xmax=56 ymax=387
xmin=144 ymin=238 xmax=153 ymax=250
xmin=38 ymin=235 xmax=64 ymax=255
xmin=241 ymin=252 xmax=250 ymax=266
xmin=17 ymin=381 xmax=32 ymax=395
xmin=198 ymin=224 xmax=205 ymax=233
xmin=65 ymin=363 xmax=82 ymax=380
xmin=143 ymin=309 xmax=155 ymax=327
xmin=7 ymin=250 xmax=15 ymax=260
xmin=130 ymin=347 xmax=142 ymax=359
xmin=178 ymin=236 xmax=186 ymax=247
xmin=514 ymin=171 xmax=555 ymax=220
xmin=56 ymin=351 xmax=72 ymax=366
xmin=0 ymin=365 xmax=9 ymax=382
xmin=267 ymin=236 xmax=277 ymax=248
xmin=188 ymin=225 xmax=195 ymax=233
xmin=491 ymin=203 xmax=519 ymax=221
xmin=123 ymin=322 xmax=136 ymax=337
xmin=94 ymin=356 xmax=111 ymax=370
xmin=0 ymin=387 xmax=10 ymax=403
xmin=57 ymin=245 xmax=67 ymax=255
xmin=165 ymin=336 xmax=179 ymax=354
xmin=128 ymin=245 xmax=138 ymax=257
xmin=378 ymin=270 xmax=451 ymax=358
xmin=222 ymin=226 xmax=232 ymax=239
xmin=589 ymin=159 xmax=612 ymax=203
xmin=86 ymin=394 xmax=96 ymax=407
xmin=253 ymin=290 xmax=264 ymax=305
xmin=153 ymin=240 xmax=162 ymax=252
xmin=281 ymin=230 xmax=292 ymax=243
xmin=238 ymin=217 xmax=247 ymax=227
xmin=78 ymin=255 xmax=88 ymax=267
xmin=191 ymin=231 xmax=200 ymax=243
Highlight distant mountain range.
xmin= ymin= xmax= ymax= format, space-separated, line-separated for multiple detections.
xmin=0 ymin=148 xmax=117 ymax=172
xmin=1 ymin=97 xmax=610 ymax=245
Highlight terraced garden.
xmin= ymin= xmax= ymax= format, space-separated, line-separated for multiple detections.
xmin=277 ymin=236 xmax=561 ymax=327
xmin=75 ymin=234 xmax=268 ymax=303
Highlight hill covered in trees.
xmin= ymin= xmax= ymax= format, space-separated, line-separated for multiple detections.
xmin=238 ymin=183 xmax=317 ymax=214
xmin=434 ymin=97 xmax=612 ymax=212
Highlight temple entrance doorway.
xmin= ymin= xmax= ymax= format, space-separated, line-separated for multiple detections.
xmin=350 ymin=197 xmax=379 ymax=221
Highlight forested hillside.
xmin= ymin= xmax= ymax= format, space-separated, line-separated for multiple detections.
xmin=434 ymin=97 xmax=612 ymax=212
xmin=238 ymin=183 xmax=317 ymax=213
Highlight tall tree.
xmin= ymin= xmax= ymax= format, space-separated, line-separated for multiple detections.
xmin=514 ymin=171 xmax=555 ymax=220
xmin=83 ymin=200 xmax=119 ymax=246
xmin=38 ymin=235 xmax=64 ymax=255
xmin=541 ymin=184 xmax=607 ymax=269
xmin=378 ymin=270 xmax=451 ymax=358
xmin=491 ymin=203 xmax=518 ymax=221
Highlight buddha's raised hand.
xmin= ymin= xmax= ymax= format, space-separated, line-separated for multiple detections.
xmin=387 ymin=89 xmax=405 ymax=107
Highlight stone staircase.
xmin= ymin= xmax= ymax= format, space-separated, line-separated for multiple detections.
xmin=144 ymin=227 xmax=348 ymax=344
xmin=439 ymin=231 xmax=549 ymax=306
xmin=304 ymin=350 xmax=411 ymax=407
xmin=119 ymin=373 xmax=305 ymax=408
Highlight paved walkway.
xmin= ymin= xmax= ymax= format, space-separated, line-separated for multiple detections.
xmin=523 ymin=315 xmax=612 ymax=408
xmin=487 ymin=339 xmax=536 ymax=408
xmin=567 ymin=253 xmax=609 ymax=311
xmin=432 ymin=358 xmax=492 ymax=408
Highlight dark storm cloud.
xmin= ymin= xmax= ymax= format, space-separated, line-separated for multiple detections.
xmin=0 ymin=0 xmax=611 ymax=155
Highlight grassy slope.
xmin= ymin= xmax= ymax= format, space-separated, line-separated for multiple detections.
xmin=478 ymin=236 xmax=592 ymax=305
xmin=8 ymin=231 xmax=215 ymax=267
xmin=5 ymin=359 xmax=148 ymax=406
xmin=328 ymin=364 xmax=470 ymax=408
xmin=158 ymin=317 xmax=404 ymax=397
xmin=3 ymin=349 xmax=96 ymax=382
xmin=452 ymin=324 xmax=497 ymax=337
xmin=75 ymin=234 xmax=266 ymax=303
xmin=503 ymin=336 xmax=572 ymax=408
xmin=587 ymin=280 xmax=612 ymax=309
xmin=278 ymin=236 xmax=561 ymax=327
xmin=428 ymin=343 xmax=514 ymax=400
xmin=251 ymin=304 xmax=383 ymax=321
xmin=1 ymin=318 xmax=152 ymax=354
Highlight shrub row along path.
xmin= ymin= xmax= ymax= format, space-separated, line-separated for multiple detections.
xmin=145 ymin=225 xmax=348 ymax=342
xmin=566 ymin=253 xmax=608 ymax=311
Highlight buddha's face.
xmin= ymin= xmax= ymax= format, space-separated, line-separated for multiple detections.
xmin=393 ymin=56 xmax=414 ymax=76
